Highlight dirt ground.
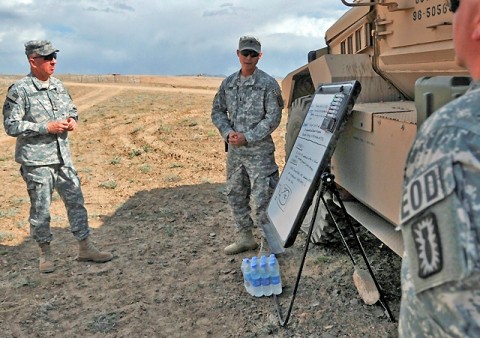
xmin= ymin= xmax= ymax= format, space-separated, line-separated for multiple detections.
xmin=0 ymin=75 xmax=402 ymax=337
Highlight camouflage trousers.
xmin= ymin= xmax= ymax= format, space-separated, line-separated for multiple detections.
xmin=226 ymin=151 xmax=279 ymax=232
xmin=20 ymin=164 xmax=90 ymax=244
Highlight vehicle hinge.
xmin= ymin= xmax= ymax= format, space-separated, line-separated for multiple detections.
xmin=378 ymin=1 xmax=414 ymax=12
xmin=426 ymin=21 xmax=452 ymax=29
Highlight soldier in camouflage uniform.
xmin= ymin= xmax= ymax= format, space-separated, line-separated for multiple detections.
xmin=211 ymin=36 xmax=284 ymax=255
xmin=398 ymin=0 xmax=480 ymax=336
xmin=2 ymin=40 xmax=113 ymax=273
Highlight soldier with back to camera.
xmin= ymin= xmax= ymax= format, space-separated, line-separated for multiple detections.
xmin=211 ymin=36 xmax=284 ymax=255
xmin=398 ymin=0 xmax=480 ymax=336
xmin=2 ymin=40 xmax=113 ymax=273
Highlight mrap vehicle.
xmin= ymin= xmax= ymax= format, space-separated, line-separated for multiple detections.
xmin=281 ymin=0 xmax=470 ymax=256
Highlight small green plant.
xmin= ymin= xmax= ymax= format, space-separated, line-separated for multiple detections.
xmin=110 ymin=157 xmax=121 ymax=165
xmin=314 ymin=255 xmax=332 ymax=264
xmin=128 ymin=149 xmax=142 ymax=158
xmin=201 ymin=177 xmax=212 ymax=184
xmin=184 ymin=120 xmax=198 ymax=127
xmin=130 ymin=126 xmax=144 ymax=134
xmin=207 ymin=130 xmax=217 ymax=137
xmin=78 ymin=167 xmax=93 ymax=174
xmin=139 ymin=164 xmax=151 ymax=174
xmin=164 ymin=225 xmax=174 ymax=237
xmin=119 ymin=223 xmax=133 ymax=233
xmin=0 ymin=208 xmax=18 ymax=218
xmin=99 ymin=180 xmax=117 ymax=189
xmin=11 ymin=197 xmax=28 ymax=205
xmin=156 ymin=208 xmax=174 ymax=218
xmin=169 ymin=162 xmax=184 ymax=168
xmin=16 ymin=276 xmax=39 ymax=288
xmin=0 ymin=231 xmax=15 ymax=242
xmin=16 ymin=220 xmax=27 ymax=229
xmin=164 ymin=174 xmax=181 ymax=183
xmin=88 ymin=312 xmax=118 ymax=333
xmin=158 ymin=125 xmax=171 ymax=133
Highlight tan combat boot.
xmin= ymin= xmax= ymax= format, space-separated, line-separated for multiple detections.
xmin=78 ymin=237 xmax=113 ymax=263
xmin=224 ymin=229 xmax=258 ymax=255
xmin=39 ymin=243 xmax=55 ymax=273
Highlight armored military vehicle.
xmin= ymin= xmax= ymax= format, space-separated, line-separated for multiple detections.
xmin=282 ymin=0 xmax=470 ymax=255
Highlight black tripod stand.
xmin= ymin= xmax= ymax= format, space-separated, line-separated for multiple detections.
xmin=274 ymin=172 xmax=395 ymax=326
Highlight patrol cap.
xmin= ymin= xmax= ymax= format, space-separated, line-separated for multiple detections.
xmin=24 ymin=40 xmax=59 ymax=56
xmin=238 ymin=36 xmax=261 ymax=53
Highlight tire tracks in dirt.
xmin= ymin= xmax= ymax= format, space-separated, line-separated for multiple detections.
xmin=66 ymin=82 xmax=218 ymax=113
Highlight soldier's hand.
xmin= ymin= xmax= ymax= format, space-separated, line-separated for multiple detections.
xmin=229 ymin=132 xmax=247 ymax=146
xmin=66 ymin=117 xmax=77 ymax=131
xmin=47 ymin=121 xmax=69 ymax=134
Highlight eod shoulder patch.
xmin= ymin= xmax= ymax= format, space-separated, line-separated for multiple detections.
xmin=400 ymin=165 xmax=445 ymax=223
xmin=412 ymin=213 xmax=443 ymax=278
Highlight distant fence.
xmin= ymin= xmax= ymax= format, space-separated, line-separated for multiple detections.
xmin=58 ymin=74 xmax=141 ymax=84
xmin=1 ymin=74 xmax=225 ymax=89
xmin=0 ymin=74 xmax=142 ymax=86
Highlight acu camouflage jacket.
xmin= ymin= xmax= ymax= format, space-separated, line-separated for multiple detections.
xmin=211 ymin=68 xmax=284 ymax=156
xmin=2 ymin=74 xmax=78 ymax=167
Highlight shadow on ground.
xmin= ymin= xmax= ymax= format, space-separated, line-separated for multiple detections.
xmin=1 ymin=182 xmax=402 ymax=337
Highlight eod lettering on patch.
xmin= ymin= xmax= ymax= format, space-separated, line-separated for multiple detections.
xmin=400 ymin=165 xmax=445 ymax=224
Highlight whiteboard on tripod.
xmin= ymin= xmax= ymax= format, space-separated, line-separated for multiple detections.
xmin=266 ymin=81 xmax=361 ymax=248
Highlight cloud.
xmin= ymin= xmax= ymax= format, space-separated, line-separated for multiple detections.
xmin=261 ymin=16 xmax=338 ymax=40
xmin=203 ymin=3 xmax=248 ymax=17
xmin=0 ymin=1 xmax=349 ymax=77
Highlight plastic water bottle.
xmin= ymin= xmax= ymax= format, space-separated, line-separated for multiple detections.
xmin=269 ymin=254 xmax=282 ymax=295
xmin=241 ymin=258 xmax=253 ymax=296
xmin=260 ymin=255 xmax=272 ymax=296
xmin=250 ymin=256 xmax=263 ymax=297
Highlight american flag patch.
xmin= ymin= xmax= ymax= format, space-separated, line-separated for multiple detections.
xmin=7 ymin=92 xmax=19 ymax=103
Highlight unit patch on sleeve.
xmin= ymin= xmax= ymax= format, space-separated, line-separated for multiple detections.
xmin=7 ymin=92 xmax=19 ymax=103
xmin=401 ymin=164 xmax=445 ymax=223
xmin=412 ymin=213 xmax=443 ymax=279
xmin=273 ymin=89 xmax=284 ymax=109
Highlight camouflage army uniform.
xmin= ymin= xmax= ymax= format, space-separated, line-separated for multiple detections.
xmin=211 ymin=68 xmax=284 ymax=231
xmin=398 ymin=80 xmax=480 ymax=337
xmin=2 ymin=74 xmax=90 ymax=244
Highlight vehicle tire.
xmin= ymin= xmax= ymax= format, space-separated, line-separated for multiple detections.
xmin=285 ymin=95 xmax=351 ymax=245
xmin=285 ymin=95 xmax=314 ymax=160
xmin=292 ymin=75 xmax=315 ymax=102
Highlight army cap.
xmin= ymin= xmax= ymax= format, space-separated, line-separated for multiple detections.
xmin=238 ymin=36 xmax=261 ymax=53
xmin=24 ymin=40 xmax=59 ymax=56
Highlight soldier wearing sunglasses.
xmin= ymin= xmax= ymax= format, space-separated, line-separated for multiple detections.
xmin=398 ymin=0 xmax=480 ymax=336
xmin=211 ymin=36 xmax=284 ymax=255
xmin=2 ymin=40 xmax=113 ymax=273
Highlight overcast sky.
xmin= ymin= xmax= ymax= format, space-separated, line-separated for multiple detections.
xmin=0 ymin=1 xmax=349 ymax=78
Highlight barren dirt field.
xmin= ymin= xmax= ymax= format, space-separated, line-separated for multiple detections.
xmin=0 ymin=75 xmax=401 ymax=337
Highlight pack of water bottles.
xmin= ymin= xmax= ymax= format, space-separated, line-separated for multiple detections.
xmin=241 ymin=254 xmax=282 ymax=297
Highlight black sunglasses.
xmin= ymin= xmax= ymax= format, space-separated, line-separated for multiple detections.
xmin=448 ymin=0 xmax=460 ymax=13
xmin=240 ymin=50 xmax=259 ymax=58
xmin=33 ymin=52 xmax=57 ymax=61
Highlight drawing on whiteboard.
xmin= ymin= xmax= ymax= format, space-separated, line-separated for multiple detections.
xmin=277 ymin=183 xmax=291 ymax=208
